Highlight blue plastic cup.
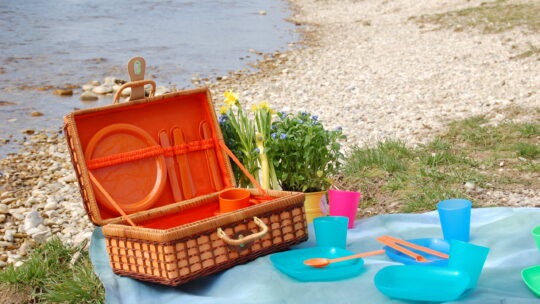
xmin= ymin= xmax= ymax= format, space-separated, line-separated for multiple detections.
xmin=313 ymin=216 xmax=349 ymax=249
xmin=448 ymin=240 xmax=490 ymax=289
xmin=437 ymin=199 xmax=472 ymax=242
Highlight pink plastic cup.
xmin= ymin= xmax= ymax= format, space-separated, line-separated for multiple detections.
xmin=328 ymin=189 xmax=362 ymax=229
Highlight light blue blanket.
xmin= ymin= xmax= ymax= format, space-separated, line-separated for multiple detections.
xmin=90 ymin=208 xmax=540 ymax=303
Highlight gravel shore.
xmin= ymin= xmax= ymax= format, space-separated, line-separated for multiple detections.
xmin=1 ymin=0 xmax=539 ymax=266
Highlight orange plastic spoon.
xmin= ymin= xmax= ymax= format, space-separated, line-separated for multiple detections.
xmin=304 ymin=249 xmax=386 ymax=268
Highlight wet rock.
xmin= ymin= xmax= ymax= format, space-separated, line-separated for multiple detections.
xmin=30 ymin=111 xmax=43 ymax=117
xmin=92 ymin=85 xmax=113 ymax=95
xmin=80 ymin=91 xmax=98 ymax=102
xmin=53 ymin=89 xmax=74 ymax=96
xmin=20 ymin=129 xmax=35 ymax=135
xmin=82 ymin=84 xmax=94 ymax=91
xmin=258 ymin=10 xmax=267 ymax=15
xmin=89 ymin=80 xmax=100 ymax=86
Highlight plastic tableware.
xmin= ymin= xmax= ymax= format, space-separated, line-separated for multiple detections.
xmin=384 ymin=238 xmax=450 ymax=267
xmin=172 ymin=127 xmax=196 ymax=199
xmin=159 ymin=130 xmax=183 ymax=202
xmin=448 ymin=240 xmax=490 ymax=289
xmin=533 ymin=225 xmax=540 ymax=252
xmin=85 ymin=123 xmax=167 ymax=215
xmin=200 ymin=120 xmax=223 ymax=191
xmin=437 ymin=199 xmax=472 ymax=242
xmin=216 ymin=188 xmax=258 ymax=214
xmin=328 ymin=189 xmax=362 ymax=228
xmin=522 ymin=265 xmax=540 ymax=297
xmin=269 ymin=247 xmax=365 ymax=282
xmin=374 ymin=265 xmax=470 ymax=302
xmin=304 ymin=249 xmax=385 ymax=268
xmin=314 ymin=216 xmax=349 ymax=249
xmin=376 ymin=237 xmax=430 ymax=263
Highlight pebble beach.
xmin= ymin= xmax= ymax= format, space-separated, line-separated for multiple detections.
xmin=1 ymin=0 xmax=539 ymax=267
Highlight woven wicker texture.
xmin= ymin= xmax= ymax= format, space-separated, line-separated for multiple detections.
xmin=105 ymin=203 xmax=307 ymax=286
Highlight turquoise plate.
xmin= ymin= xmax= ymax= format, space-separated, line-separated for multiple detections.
xmin=269 ymin=247 xmax=365 ymax=282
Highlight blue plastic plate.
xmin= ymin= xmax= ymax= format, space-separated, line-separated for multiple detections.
xmin=374 ymin=265 xmax=470 ymax=302
xmin=269 ymin=247 xmax=365 ymax=282
xmin=384 ymin=238 xmax=450 ymax=266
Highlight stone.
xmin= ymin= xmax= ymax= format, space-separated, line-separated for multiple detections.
xmin=120 ymin=87 xmax=131 ymax=97
xmin=258 ymin=10 xmax=267 ymax=15
xmin=82 ymin=84 xmax=94 ymax=91
xmin=80 ymin=91 xmax=98 ymax=101
xmin=4 ymin=230 xmax=15 ymax=242
xmin=465 ymin=182 xmax=475 ymax=191
xmin=92 ymin=85 xmax=113 ymax=95
xmin=30 ymin=111 xmax=44 ymax=117
xmin=20 ymin=129 xmax=35 ymax=135
xmin=53 ymin=89 xmax=73 ymax=96
xmin=73 ymin=231 xmax=93 ymax=247
xmin=14 ymin=261 xmax=23 ymax=268
xmin=59 ymin=173 xmax=76 ymax=183
xmin=24 ymin=211 xmax=44 ymax=232
xmin=89 ymin=80 xmax=100 ymax=86
xmin=44 ymin=200 xmax=58 ymax=211
xmin=0 ymin=215 xmax=5 ymax=224
xmin=0 ymin=204 xmax=9 ymax=214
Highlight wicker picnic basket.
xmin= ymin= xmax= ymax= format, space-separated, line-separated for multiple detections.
xmin=63 ymin=61 xmax=308 ymax=285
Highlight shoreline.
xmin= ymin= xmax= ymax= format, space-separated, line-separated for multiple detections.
xmin=1 ymin=0 xmax=540 ymax=267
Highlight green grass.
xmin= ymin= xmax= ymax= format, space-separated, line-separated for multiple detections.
xmin=340 ymin=110 xmax=540 ymax=213
xmin=0 ymin=239 xmax=104 ymax=303
xmin=410 ymin=0 xmax=540 ymax=34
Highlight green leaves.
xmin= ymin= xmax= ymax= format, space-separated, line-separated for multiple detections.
xmin=268 ymin=112 xmax=345 ymax=192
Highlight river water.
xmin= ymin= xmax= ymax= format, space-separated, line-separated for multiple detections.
xmin=0 ymin=0 xmax=297 ymax=155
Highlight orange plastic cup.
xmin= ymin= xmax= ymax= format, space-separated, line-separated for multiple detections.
xmin=218 ymin=189 xmax=256 ymax=214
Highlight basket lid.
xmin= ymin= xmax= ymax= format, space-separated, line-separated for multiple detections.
xmin=64 ymin=77 xmax=236 ymax=226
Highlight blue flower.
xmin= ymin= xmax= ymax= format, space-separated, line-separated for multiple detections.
xmin=297 ymin=119 xmax=304 ymax=124
xmin=271 ymin=133 xmax=277 ymax=139
xmin=280 ymin=134 xmax=287 ymax=139
xmin=254 ymin=148 xmax=260 ymax=153
xmin=300 ymin=111 xmax=308 ymax=116
xmin=279 ymin=111 xmax=287 ymax=117
xmin=335 ymin=126 xmax=343 ymax=131
xmin=311 ymin=122 xmax=318 ymax=126
xmin=271 ymin=125 xmax=277 ymax=130
xmin=218 ymin=114 xmax=228 ymax=123
xmin=312 ymin=115 xmax=318 ymax=120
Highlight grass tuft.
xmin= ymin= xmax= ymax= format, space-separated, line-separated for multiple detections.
xmin=340 ymin=108 xmax=540 ymax=213
xmin=0 ymin=238 xmax=104 ymax=303
xmin=411 ymin=1 xmax=540 ymax=34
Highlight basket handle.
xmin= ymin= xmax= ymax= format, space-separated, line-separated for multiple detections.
xmin=113 ymin=79 xmax=156 ymax=104
xmin=217 ymin=217 xmax=268 ymax=246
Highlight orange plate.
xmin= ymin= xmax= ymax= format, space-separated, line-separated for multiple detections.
xmin=85 ymin=123 xmax=167 ymax=215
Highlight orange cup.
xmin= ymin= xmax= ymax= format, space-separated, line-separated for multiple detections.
xmin=218 ymin=189 xmax=256 ymax=214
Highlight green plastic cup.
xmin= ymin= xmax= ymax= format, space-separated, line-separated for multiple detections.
xmin=533 ymin=225 xmax=540 ymax=252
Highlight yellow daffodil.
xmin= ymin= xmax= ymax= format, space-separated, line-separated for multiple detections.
xmin=219 ymin=105 xmax=230 ymax=114
xmin=224 ymin=90 xmax=238 ymax=105
xmin=251 ymin=104 xmax=258 ymax=112
xmin=268 ymin=107 xmax=277 ymax=115
xmin=258 ymin=101 xmax=270 ymax=109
